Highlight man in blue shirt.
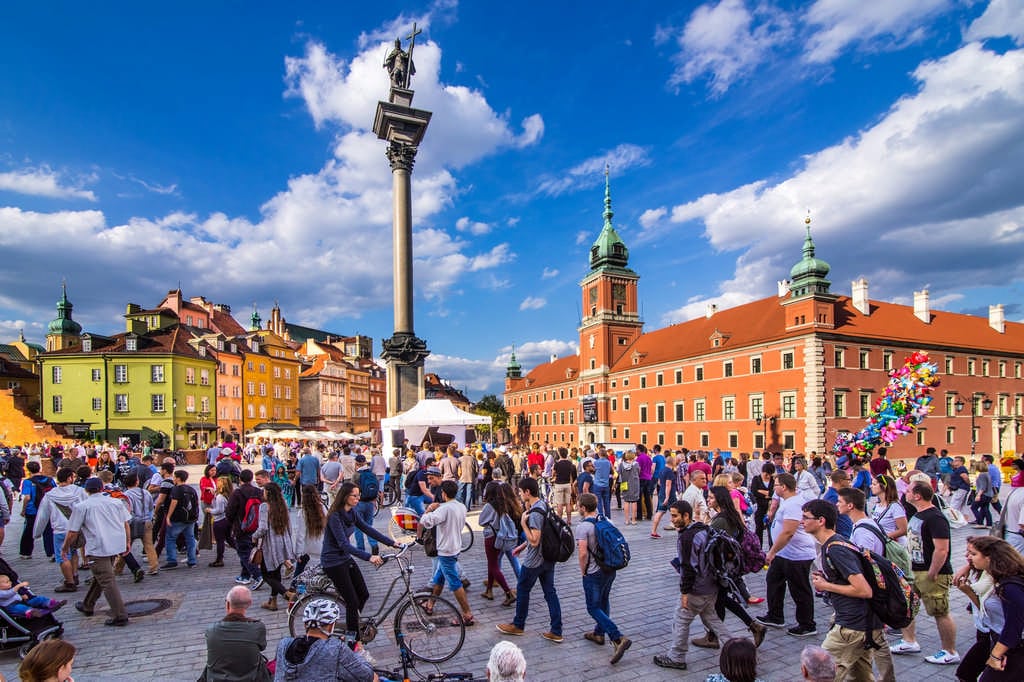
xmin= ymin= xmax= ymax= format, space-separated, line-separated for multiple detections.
xmin=592 ymin=449 xmax=612 ymax=518
xmin=295 ymin=449 xmax=321 ymax=507
xmin=983 ymin=454 xmax=1003 ymax=513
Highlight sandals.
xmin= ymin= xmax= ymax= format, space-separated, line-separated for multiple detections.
xmin=454 ymin=615 xmax=475 ymax=626
xmin=650 ymin=533 xmax=662 ymax=539
xmin=421 ymin=601 xmax=435 ymax=616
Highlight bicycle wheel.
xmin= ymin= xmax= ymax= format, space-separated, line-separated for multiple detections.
xmin=394 ymin=593 xmax=465 ymax=663
xmin=389 ymin=508 xmax=419 ymax=545
xmin=381 ymin=484 xmax=398 ymax=508
xmin=288 ymin=592 xmax=347 ymax=637
xmin=460 ymin=522 xmax=474 ymax=553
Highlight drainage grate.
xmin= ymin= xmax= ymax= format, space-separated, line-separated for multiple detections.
xmin=119 ymin=598 xmax=174 ymax=617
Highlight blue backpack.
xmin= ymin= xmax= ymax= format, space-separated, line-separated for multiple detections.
xmin=584 ymin=516 xmax=631 ymax=571
xmin=491 ymin=514 xmax=519 ymax=552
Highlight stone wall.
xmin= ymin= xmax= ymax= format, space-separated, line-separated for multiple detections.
xmin=0 ymin=389 xmax=71 ymax=446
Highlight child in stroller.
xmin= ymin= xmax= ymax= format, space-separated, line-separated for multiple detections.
xmin=0 ymin=556 xmax=64 ymax=658
xmin=0 ymin=574 xmax=66 ymax=619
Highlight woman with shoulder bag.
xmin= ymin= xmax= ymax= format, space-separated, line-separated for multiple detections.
xmin=965 ymin=537 xmax=1024 ymax=680
xmin=252 ymin=482 xmax=296 ymax=612
xmin=208 ymin=476 xmax=233 ymax=568
xmin=478 ymin=476 xmax=521 ymax=606
xmin=292 ymin=484 xmax=328 ymax=581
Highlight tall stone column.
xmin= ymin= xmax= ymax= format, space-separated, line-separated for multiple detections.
xmin=374 ymin=29 xmax=433 ymax=416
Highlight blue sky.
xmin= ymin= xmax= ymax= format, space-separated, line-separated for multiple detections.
xmin=2 ymin=0 xmax=1023 ymax=399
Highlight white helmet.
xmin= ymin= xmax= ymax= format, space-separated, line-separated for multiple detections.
xmin=302 ymin=598 xmax=342 ymax=630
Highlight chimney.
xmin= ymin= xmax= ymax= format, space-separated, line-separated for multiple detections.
xmin=914 ymin=290 xmax=931 ymax=323
xmin=990 ymin=304 xmax=1006 ymax=333
xmin=777 ymin=280 xmax=790 ymax=297
xmin=705 ymin=303 xmax=718 ymax=318
xmin=550 ymin=353 xmax=558 ymax=363
xmin=852 ymin=278 xmax=870 ymax=315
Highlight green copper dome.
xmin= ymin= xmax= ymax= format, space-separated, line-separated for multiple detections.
xmin=506 ymin=346 xmax=522 ymax=379
xmin=589 ymin=168 xmax=630 ymax=271
xmin=47 ymin=283 xmax=82 ymax=336
xmin=788 ymin=215 xmax=832 ymax=298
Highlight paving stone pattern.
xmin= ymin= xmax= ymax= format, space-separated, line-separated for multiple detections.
xmin=0 ymin=472 xmax=973 ymax=681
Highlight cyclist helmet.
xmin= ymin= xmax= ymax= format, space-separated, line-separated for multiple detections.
xmin=302 ymin=598 xmax=342 ymax=631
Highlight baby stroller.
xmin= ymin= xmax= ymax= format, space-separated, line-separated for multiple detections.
xmin=0 ymin=556 xmax=64 ymax=658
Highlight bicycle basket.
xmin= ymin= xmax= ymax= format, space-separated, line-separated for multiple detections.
xmin=391 ymin=507 xmax=420 ymax=533
xmin=298 ymin=564 xmax=335 ymax=594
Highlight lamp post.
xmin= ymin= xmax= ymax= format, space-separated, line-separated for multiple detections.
xmin=756 ymin=415 xmax=777 ymax=451
xmin=955 ymin=394 xmax=993 ymax=456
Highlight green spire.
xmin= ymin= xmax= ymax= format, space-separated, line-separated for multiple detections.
xmin=506 ymin=345 xmax=522 ymax=379
xmin=788 ymin=213 xmax=832 ymax=298
xmin=589 ymin=166 xmax=631 ymax=272
xmin=47 ymin=282 xmax=82 ymax=336
xmin=250 ymin=304 xmax=262 ymax=331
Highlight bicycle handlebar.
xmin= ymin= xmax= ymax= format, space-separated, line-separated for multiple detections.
xmin=378 ymin=540 xmax=417 ymax=565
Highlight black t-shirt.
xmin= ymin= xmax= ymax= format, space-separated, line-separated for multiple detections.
xmin=907 ymin=506 xmax=952 ymax=574
xmin=823 ymin=537 xmax=880 ymax=630
xmin=170 ymin=484 xmax=198 ymax=523
xmin=553 ymin=459 xmax=576 ymax=485
xmin=751 ymin=475 xmax=773 ymax=512
xmin=405 ymin=469 xmax=429 ymax=497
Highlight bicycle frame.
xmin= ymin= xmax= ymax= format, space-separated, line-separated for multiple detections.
xmin=362 ymin=546 xmax=422 ymax=628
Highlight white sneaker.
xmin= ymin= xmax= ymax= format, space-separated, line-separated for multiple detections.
xmin=924 ymin=650 xmax=960 ymax=665
xmin=889 ymin=639 xmax=921 ymax=654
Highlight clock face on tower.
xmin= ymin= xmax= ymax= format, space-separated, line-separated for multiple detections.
xmin=612 ymin=283 xmax=626 ymax=300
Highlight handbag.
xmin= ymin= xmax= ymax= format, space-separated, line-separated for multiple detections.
xmin=130 ymin=518 xmax=147 ymax=542
xmin=249 ymin=539 xmax=264 ymax=567
xmin=992 ymin=488 xmax=1020 ymax=538
xmin=420 ymin=525 xmax=438 ymax=557
xmin=198 ymin=511 xmax=214 ymax=550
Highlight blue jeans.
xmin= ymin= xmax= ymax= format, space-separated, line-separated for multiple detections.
xmin=457 ymin=482 xmax=473 ymax=509
xmin=593 ymin=486 xmax=611 ymax=518
xmin=583 ymin=570 xmax=621 ymax=641
xmin=353 ymin=501 xmax=378 ymax=552
xmin=431 ymin=555 xmax=463 ymax=592
xmin=405 ymin=494 xmax=425 ymax=516
xmin=165 ymin=521 xmax=197 ymax=566
xmin=513 ymin=561 xmax=562 ymax=635
xmin=503 ymin=549 xmax=522 ymax=579
xmin=235 ymin=532 xmax=261 ymax=580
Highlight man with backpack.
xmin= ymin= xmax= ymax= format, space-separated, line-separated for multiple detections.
xmin=226 ymin=469 xmax=265 ymax=589
xmin=574 ymin=492 xmax=631 ymax=664
xmin=34 ymin=467 xmax=88 ymax=592
xmin=162 ymin=470 xmax=199 ymax=569
xmin=802 ymin=500 xmax=895 ymax=682
xmin=496 ymin=477 xmax=563 ymax=643
xmin=653 ymin=499 xmax=736 ymax=672
xmin=19 ymin=461 xmax=56 ymax=560
xmin=353 ymin=455 xmax=380 ymax=554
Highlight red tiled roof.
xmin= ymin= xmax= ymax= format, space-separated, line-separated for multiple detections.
xmin=41 ymin=325 xmax=211 ymax=359
xmin=300 ymin=356 xmax=327 ymax=377
xmin=516 ymin=355 xmax=578 ymax=390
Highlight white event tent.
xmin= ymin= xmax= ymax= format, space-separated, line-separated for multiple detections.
xmin=380 ymin=399 xmax=491 ymax=450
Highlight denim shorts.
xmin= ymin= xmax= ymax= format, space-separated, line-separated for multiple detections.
xmin=431 ymin=555 xmax=462 ymax=592
xmin=51 ymin=532 xmax=74 ymax=565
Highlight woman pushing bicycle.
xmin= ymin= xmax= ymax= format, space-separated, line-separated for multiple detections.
xmin=321 ymin=481 xmax=400 ymax=647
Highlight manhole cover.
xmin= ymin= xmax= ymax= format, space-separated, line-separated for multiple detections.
xmin=119 ymin=598 xmax=173 ymax=617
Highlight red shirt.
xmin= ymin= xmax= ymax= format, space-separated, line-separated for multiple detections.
xmin=527 ymin=451 xmax=545 ymax=469
xmin=689 ymin=461 xmax=712 ymax=478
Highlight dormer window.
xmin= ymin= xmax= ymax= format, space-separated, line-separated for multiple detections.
xmin=251 ymin=340 xmax=260 ymax=353
xmin=230 ymin=343 xmax=237 ymax=353
xmin=217 ymin=339 xmax=224 ymax=351
xmin=82 ymin=337 xmax=92 ymax=352
xmin=126 ymin=337 xmax=137 ymax=352
xmin=198 ymin=345 xmax=206 ymax=358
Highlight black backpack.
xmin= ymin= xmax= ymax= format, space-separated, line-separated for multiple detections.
xmin=171 ymin=485 xmax=199 ymax=524
xmin=530 ymin=504 xmax=574 ymax=563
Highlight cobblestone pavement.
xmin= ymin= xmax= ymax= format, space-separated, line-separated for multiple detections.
xmin=0 ymin=471 xmax=974 ymax=680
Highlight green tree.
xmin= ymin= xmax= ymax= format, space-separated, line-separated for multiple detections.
xmin=473 ymin=394 xmax=509 ymax=433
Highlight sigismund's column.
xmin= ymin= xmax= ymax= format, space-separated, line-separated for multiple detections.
xmin=373 ymin=24 xmax=433 ymax=416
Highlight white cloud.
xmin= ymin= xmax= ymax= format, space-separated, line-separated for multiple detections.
xmin=575 ymin=230 xmax=590 ymax=245
xmin=541 ymin=267 xmax=559 ymax=279
xmin=0 ymin=166 xmax=97 ymax=201
xmin=536 ymin=144 xmax=651 ymax=196
xmin=965 ymin=0 xmax=1024 ymax=44
xmin=500 ymin=339 xmax=579 ymax=369
xmin=455 ymin=216 xmax=491 ymax=235
xmin=639 ymin=207 xmax=667 ymax=229
xmin=653 ymin=43 xmax=1024 ymax=319
xmin=519 ymin=296 xmax=547 ymax=311
xmin=803 ymin=0 xmax=953 ymax=64
xmin=662 ymin=0 xmax=792 ymax=96
xmin=425 ymin=336 xmax=580 ymax=397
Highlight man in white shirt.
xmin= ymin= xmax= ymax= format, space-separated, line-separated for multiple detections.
xmin=756 ymin=473 xmax=818 ymax=637
xmin=1000 ymin=477 xmax=1024 ymax=554
xmin=794 ymin=457 xmax=821 ymax=502
xmin=421 ymin=480 xmax=474 ymax=624
xmin=64 ymin=477 xmax=131 ymax=626
xmin=680 ymin=470 xmax=709 ymax=523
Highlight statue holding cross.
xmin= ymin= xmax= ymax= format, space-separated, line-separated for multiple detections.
xmin=384 ymin=23 xmax=421 ymax=89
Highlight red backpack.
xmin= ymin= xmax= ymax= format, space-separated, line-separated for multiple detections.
xmin=241 ymin=497 xmax=261 ymax=533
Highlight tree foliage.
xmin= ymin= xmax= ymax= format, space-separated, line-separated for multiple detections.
xmin=473 ymin=394 xmax=509 ymax=431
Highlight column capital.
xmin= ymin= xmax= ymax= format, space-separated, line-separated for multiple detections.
xmin=386 ymin=142 xmax=418 ymax=172
xmin=381 ymin=332 xmax=430 ymax=365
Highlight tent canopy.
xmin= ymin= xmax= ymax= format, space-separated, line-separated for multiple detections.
xmin=381 ymin=399 xmax=491 ymax=428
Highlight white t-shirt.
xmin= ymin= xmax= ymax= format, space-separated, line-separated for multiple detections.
xmin=851 ymin=518 xmax=886 ymax=555
xmin=795 ymin=470 xmax=820 ymax=502
xmin=682 ymin=485 xmax=709 ymax=523
xmin=872 ymin=501 xmax=908 ymax=547
xmin=66 ymin=494 xmax=130 ymax=557
xmin=771 ymin=494 xmax=817 ymax=561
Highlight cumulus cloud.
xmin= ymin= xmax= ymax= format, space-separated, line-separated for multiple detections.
xmin=425 ymin=337 xmax=579 ymax=397
xmin=536 ymin=144 xmax=651 ymax=196
xmin=659 ymin=0 xmax=792 ymax=95
xmin=519 ymin=296 xmax=547 ymax=311
xmin=0 ymin=166 xmax=97 ymax=201
xmin=803 ymin=0 xmax=953 ymax=64
xmin=652 ymin=42 xmax=1024 ymax=321
xmin=541 ymin=267 xmax=559 ymax=279
xmin=639 ymin=207 xmax=667 ymax=229
xmin=965 ymin=0 xmax=1024 ymax=44
xmin=500 ymin=339 xmax=579 ymax=369
xmin=455 ymin=216 xmax=491 ymax=235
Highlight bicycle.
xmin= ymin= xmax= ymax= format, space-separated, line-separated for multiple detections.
xmin=389 ymin=507 xmax=475 ymax=553
xmin=287 ymin=542 xmax=466 ymax=663
xmin=374 ymin=630 xmax=480 ymax=681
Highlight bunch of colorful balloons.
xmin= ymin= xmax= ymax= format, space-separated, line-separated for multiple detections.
xmin=833 ymin=350 xmax=940 ymax=459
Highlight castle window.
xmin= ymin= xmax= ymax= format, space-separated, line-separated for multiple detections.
xmin=126 ymin=337 xmax=137 ymax=352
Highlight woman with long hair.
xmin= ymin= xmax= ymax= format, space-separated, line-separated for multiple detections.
xmin=208 ymin=475 xmax=233 ymax=567
xmin=321 ymin=481 xmax=398 ymax=647
xmin=478 ymin=479 xmax=521 ymax=606
xmin=252 ymin=481 xmax=296 ymax=611
xmin=871 ymin=474 xmax=908 ymax=545
xmin=293 ymin=484 xmax=328 ymax=579
xmin=703 ymin=486 xmax=765 ymax=648
xmin=705 ymin=637 xmax=766 ymax=682
xmin=650 ymin=455 xmax=678 ymax=539
xmin=616 ymin=451 xmax=640 ymax=525
xmin=19 ymin=638 xmax=76 ymax=682
xmin=953 ymin=535 xmax=1001 ymax=682
xmin=965 ymin=536 xmax=1024 ymax=679
xmin=94 ymin=449 xmax=116 ymax=477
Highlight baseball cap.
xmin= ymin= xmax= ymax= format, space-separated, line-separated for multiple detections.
xmin=84 ymin=478 xmax=103 ymax=492
xmin=425 ymin=466 xmax=441 ymax=476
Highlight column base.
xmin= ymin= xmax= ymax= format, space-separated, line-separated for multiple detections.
xmin=381 ymin=333 xmax=430 ymax=415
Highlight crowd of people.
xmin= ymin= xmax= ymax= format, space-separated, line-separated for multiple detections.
xmin=2 ymin=436 xmax=1024 ymax=681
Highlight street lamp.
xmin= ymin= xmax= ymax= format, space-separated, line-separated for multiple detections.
xmin=955 ymin=394 xmax=993 ymax=456
xmin=756 ymin=415 xmax=777 ymax=451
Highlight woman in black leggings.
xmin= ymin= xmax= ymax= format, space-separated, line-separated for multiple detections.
xmin=320 ymin=481 xmax=398 ymax=646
